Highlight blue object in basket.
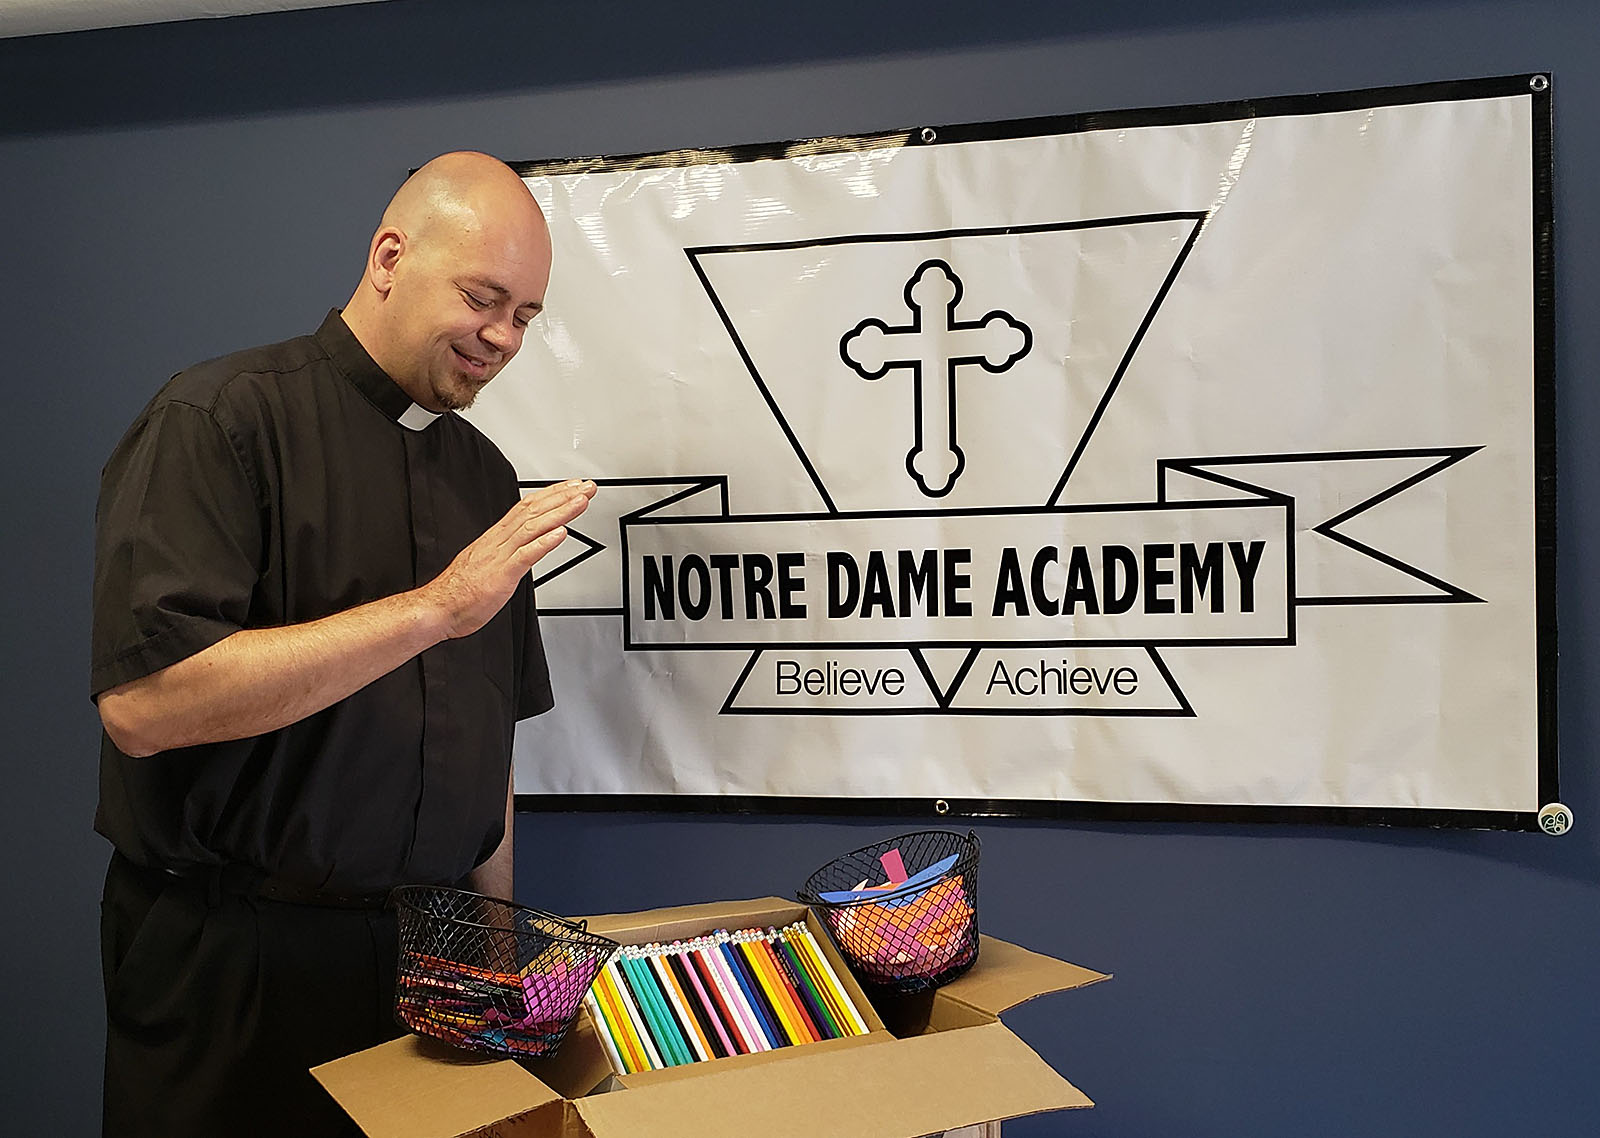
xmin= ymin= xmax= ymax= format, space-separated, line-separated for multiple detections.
xmin=816 ymin=852 xmax=960 ymax=906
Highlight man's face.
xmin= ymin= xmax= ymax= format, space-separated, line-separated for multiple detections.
xmin=386 ymin=210 xmax=551 ymax=412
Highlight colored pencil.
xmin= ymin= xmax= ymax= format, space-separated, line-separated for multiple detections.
xmin=637 ymin=949 xmax=695 ymax=1067
xmin=700 ymin=935 xmax=767 ymax=1053
xmin=726 ymin=934 xmax=787 ymax=1049
xmin=602 ymin=959 xmax=663 ymax=1070
xmin=771 ymin=931 xmax=838 ymax=1039
xmin=779 ymin=926 xmax=845 ymax=1038
xmin=619 ymin=952 xmax=687 ymax=1066
xmin=763 ymin=929 xmax=828 ymax=1042
xmin=683 ymin=940 xmax=745 ymax=1056
xmin=609 ymin=956 xmax=656 ymax=1066
xmin=643 ymin=948 xmax=697 ymax=1067
xmin=747 ymin=932 xmax=816 ymax=1044
xmin=715 ymin=933 xmax=780 ymax=1049
xmin=583 ymin=991 xmax=630 ymax=1074
xmin=725 ymin=934 xmax=788 ymax=1047
xmin=611 ymin=956 xmax=665 ymax=1070
xmin=750 ymin=931 xmax=814 ymax=1044
xmin=666 ymin=948 xmax=730 ymax=1059
xmin=604 ymin=964 xmax=653 ymax=1072
xmin=584 ymin=978 xmax=632 ymax=1073
xmin=650 ymin=948 xmax=712 ymax=1062
xmin=789 ymin=923 xmax=869 ymax=1036
xmin=731 ymin=933 xmax=791 ymax=1045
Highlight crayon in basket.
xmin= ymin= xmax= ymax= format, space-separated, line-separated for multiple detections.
xmin=391 ymin=886 xmax=619 ymax=1059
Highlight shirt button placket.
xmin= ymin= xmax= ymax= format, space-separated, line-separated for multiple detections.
xmin=404 ymin=430 xmax=450 ymax=878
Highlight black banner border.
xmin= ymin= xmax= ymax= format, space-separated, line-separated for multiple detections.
xmin=515 ymin=793 xmax=1541 ymax=833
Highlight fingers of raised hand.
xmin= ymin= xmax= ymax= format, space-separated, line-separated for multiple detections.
xmin=519 ymin=525 xmax=571 ymax=568
xmin=490 ymin=479 xmax=590 ymax=536
xmin=517 ymin=491 xmax=588 ymax=544
xmin=522 ymin=479 xmax=596 ymax=515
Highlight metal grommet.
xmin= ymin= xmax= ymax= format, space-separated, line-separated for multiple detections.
xmin=1530 ymin=74 xmax=1549 ymax=92
xmin=1537 ymin=802 xmax=1572 ymax=835
xmin=934 ymin=798 xmax=951 ymax=815
xmin=920 ymin=127 xmax=938 ymax=144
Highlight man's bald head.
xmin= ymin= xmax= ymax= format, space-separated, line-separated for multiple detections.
xmin=343 ymin=151 xmax=553 ymax=413
xmin=380 ymin=152 xmax=547 ymax=258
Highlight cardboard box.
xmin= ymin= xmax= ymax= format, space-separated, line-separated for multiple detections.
xmin=314 ymin=896 xmax=1108 ymax=1138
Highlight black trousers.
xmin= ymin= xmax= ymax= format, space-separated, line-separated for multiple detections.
xmin=100 ymin=852 xmax=403 ymax=1138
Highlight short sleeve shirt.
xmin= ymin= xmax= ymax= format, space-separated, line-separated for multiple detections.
xmin=91 ymin=311 xmax=553 ymax=891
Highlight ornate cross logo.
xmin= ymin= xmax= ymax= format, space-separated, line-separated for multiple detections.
xmin=840 ymin=259 xmax=1032 ymax=497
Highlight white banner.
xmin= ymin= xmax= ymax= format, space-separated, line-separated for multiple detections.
xmin=475 ymin=78 xmax=1554 ymax=819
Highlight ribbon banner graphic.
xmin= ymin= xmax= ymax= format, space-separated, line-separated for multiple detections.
xmin=476 ymin=76 xmax=1554 ymax=825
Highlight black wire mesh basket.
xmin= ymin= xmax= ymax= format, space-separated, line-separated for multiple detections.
xmin=392 ymin=885 xmax=618 ymax=1058
xmin=797 ymin=830 xmax=981 ymax=994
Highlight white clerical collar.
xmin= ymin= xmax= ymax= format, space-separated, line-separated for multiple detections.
xmin=397 ymin=403 xmax=441 ymax=432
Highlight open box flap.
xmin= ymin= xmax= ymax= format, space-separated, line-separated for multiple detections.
xmin=581 ymin=896 xmax=803 ymax=942
xmin=935 ymin=936 xmax=1110 ymax=1017
xmin=313 ymin=1035 xmax=564 ymax=1138
xmin=520 ymin=1011 xmax=617 ymax=1100
xmin=572 ymin=1019 xmax=1091 ymax=1138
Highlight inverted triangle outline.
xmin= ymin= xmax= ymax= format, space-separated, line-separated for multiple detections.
xmin=686 ymin=211 xmax=1208 ymax=515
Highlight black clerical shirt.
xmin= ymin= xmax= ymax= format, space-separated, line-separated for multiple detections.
xmin=91 ymin=311 xmax=552 ymax=892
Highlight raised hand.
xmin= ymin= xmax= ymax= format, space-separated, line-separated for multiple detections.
xmin=424 ymin=479 xmax=597 ymax=639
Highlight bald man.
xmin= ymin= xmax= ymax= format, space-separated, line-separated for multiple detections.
xmin=90 ymin=153 xmax=589 ymax=1137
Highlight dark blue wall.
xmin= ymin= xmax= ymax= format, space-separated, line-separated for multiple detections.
xmin=4 ymin=2 xmax=1595 ymax=1134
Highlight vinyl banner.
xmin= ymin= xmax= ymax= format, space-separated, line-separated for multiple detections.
xmin=477 ymin=76 xmax=1555 ymax=825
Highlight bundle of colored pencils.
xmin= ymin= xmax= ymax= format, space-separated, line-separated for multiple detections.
xmin=396 ymin=948 xmax=607 ymax=1056
xmin=582 ymin=922 xmax=870 ymax=1074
